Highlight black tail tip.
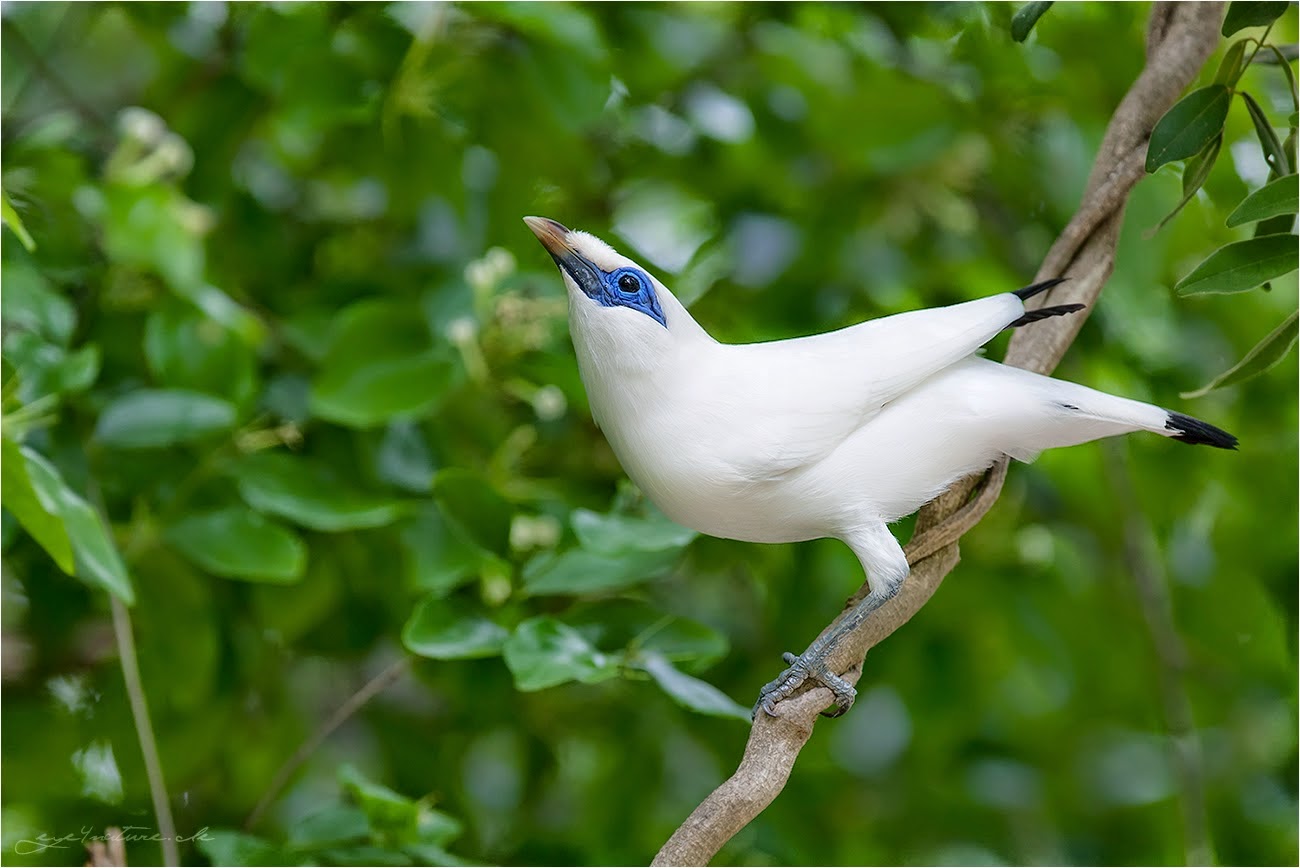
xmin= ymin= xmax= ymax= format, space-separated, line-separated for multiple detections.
xmin=1165 ymin=412 xmax=1238 ymax=450
xmin=1013 ymin=277 xmax=1070 ymax=301
xmin=1009 ymin=303 xmax=1086 ymax=327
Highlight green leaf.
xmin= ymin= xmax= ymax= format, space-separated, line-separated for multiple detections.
xmin=164 ymin=507 xmax=306 ymax=583
xmin=565 ymin=600 xmax=730 ymax=671
xmin=399 ymin=504 xmax=486 ymax=596
xmin=2 ymin=333 xmax=100 ymax=405
xmin=288 ymin=805 xmax=371 ymax=851
xmin=1152 ymin=134 xmax=1223 ymax=234
xmin=338 ymin=764 xmax=420 ymax=842
xmin=1176 ymin=234 xmax=1299 ymax=295
xmin=1270 ymin=46 xmax=1299 ymax=115
xmin=403 ymin=843 xmax=473 ymax=868
xmin=402 ymin=596 xmax=509 ymax=659
xmin=522 ymin=547 xmax=680 ymax=596
xmin=570 ymin=507 xmax=696 ymax=554
xmin=1182 ymin=310 xmax=1298 ymax=397
xmin=1010 ymin=2 xmax=1053 ymax=42
xmin=21 ymin=447 xmax=134 ymax=603
xmin=101 ymin=184 xmax=205 ymax=292
xmin=1251 ymin=208 xmax=1295 ymax=289
xmin=310 ymin=300 xmax=458 ymax=429
xmin=1221 ymin=1 xmax=1290 ymax=36
xmin=1255 ymin=214 xmax=1297 ymax=239
xmin=414 ymin=809 xmax=464 ymax=849
xmin=94 ymin=389 xmax=237 ymax=449
xmin=503 ymin=617 xmax=619 ymax=691
xmin=1 ymin=189 xmax=35 ymax=251
xmin=56 ymin=345 xmax=101 ymax=394
xmin=1226 ymin=174 xmax=1299 ymax=226
xmin=181 ymin=283 xmax=267 ymax=347
xmin=1213 ymin=40 xmax=1249 ymax=87
xmin=1183 ymin=138 xmax=1224 ymax=197
xmin=234 ymin=452 xmax=407 ymax=532
xmin=467 ymin=2 xmax=608 ymax=65
xmin=1241 ymin=91 xmax=1292 ymax=176
xmin=637 ymin=652 xmax=750 ymax=721
xmin=432 ymin=469 xmax=512 ymax=557
xmin=1146 ymin=85 xmax=1232 ymax=172
xmin=316 ymin=845 xmax=411 ymax=866
xmin=144 ymin=306 xmax=257 ymax=406
xmin=1 ymin=437 xmax=74 ymax=573
xmin=1 ymin=261 xmax=73 ymax=345
xmin=638 ymin=617 xmax=731 ymax=671
xmin=198 ymin=830 xmax=288 ymax=867
xmin=375 ymin=420 xmax=436 ymax=493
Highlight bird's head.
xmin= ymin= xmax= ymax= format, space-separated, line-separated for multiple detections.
xmin=524 ymin=217 xmax=704 ymax=353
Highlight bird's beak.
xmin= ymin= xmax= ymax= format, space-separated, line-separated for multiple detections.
xmin=524 ymin=215 xmax=603 ymax=298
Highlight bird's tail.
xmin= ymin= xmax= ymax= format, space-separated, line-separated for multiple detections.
xmin=1010 ymin=303 xmax=1086 ymax=328
xmin=1013 ymin=277 xmax=1069 ymax=300
xmin=1163 ymin=412 xmax=1238 ymax=449
xmin=1039 ymin=388 xmax=1239 ymax=455
xmin=962 ymin=360 xmax=1240 ymax=459
xmin=1009 ymin=278 xmax=1084 ymax=328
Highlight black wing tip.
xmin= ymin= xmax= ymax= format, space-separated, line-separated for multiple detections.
xmin=1013 ymin=277 xmax=1070 ymax=301
xmin=1009 ymin=303 xmax=1086 ymax=328
xmin=1165 ymin=412 xmax=1239 ymax=450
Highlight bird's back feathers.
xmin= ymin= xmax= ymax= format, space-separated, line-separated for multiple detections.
xmin=674 ymin=292 xmax=1036 ymax=482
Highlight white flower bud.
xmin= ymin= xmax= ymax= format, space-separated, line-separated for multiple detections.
xmin=532 ymin=385 xmax=566 ymax=421
xmin=156 ymin=132 xmax=195 ymax=177
xmin=118 ymin=107 xmax=166 ymax=146
xmin=485 ymin=246 xmax=516 ymax=280
xmin=446 ymin=316 xmax=478 ymax=345
xmin=464 ymin=260 xmax=493 ymax=292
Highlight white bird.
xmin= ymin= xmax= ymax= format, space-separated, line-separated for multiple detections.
xmin=524 ymin=216 xmax=1236 ymax=717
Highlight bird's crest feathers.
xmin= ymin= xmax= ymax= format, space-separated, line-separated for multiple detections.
xmin=565 ymin=230 xmax=633 ymax=273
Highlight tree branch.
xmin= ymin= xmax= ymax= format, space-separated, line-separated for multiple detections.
xmin=652 ymin=4 xmax=1226 ymax=864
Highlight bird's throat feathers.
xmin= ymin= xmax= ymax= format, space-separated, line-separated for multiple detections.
xmin=569 ymin=289 xmax=674 ymax=379
xmin=543 ymin=222 xmax=711 ymax=428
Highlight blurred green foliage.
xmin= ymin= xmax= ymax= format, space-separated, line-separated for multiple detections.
xmin=2 ymin=2 xmax=1296 ymax=866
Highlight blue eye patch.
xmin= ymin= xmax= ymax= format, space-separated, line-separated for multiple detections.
xmin=599 ymin=267 xmax=666 ymax=328
xmin=548 ymin=245 xmax=667 ymax=329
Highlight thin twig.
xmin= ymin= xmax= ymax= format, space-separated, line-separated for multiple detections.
xmin=1241 ymin=22 xmax=1276 ymax=72
xmin=244 ymin=656 xmax=413 ymax=830
xmin=1104 ymin=442 xmax=1215 ymax=866
xmin=652 ymin=4 xmax=1226 ymax=864
xmin=111 ymin=597 xmax=178 ymax=867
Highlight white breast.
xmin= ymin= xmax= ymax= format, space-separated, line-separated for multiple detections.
xmin=570 ymin=313 xmax=841 ymax=544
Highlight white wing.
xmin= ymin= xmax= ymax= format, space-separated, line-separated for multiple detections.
xmin=682 ymin=293 xmax=1029 ymax=481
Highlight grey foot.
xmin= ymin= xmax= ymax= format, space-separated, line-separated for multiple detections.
xmin=754 ymin=650 xmax=857 ymax=718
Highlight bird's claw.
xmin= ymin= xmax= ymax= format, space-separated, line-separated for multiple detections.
xmin=753 ymin=650 xmax=857 ymax=718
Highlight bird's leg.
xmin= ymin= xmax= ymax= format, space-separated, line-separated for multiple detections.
xmin=755 ymin=522 xmax=907 ymax=718
xmin=753 ymin=583 xmax=901 ymax=717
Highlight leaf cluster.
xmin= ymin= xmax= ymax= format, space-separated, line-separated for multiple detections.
xmin=1143 ymin=1 xmax=1298 ymax=395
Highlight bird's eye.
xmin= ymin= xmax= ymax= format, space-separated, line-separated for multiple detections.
xmin=617 ymin=273 xmax=640 ymax=294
